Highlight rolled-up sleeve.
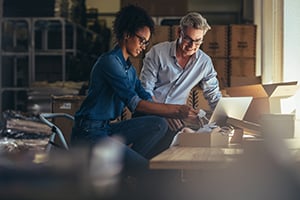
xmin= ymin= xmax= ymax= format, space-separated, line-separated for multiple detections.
xmin=200 ymin=69 xmax=222 ymax=110
xmin=103 ymin=53 xmax=154 ymax=113
xmin=128 ymin=95 xmax=142 ymax=112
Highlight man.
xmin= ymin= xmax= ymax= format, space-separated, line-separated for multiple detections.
xmin=139 ymin=12 xmax=222 ymax=155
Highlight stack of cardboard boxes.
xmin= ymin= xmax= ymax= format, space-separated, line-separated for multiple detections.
xmin=228 ymin=24 xmax=260 ymax=87
xmin=201 ymin=24 xmax=259 ymax=88
xmin=201 ymin=25 xmax=229 ymax=89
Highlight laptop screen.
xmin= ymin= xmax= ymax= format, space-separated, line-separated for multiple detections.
xmin=209 ymin=97 xmax=253 ymax=126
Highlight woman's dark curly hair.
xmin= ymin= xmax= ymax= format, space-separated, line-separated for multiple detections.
xmin=113 ymin=4 xmax=155 ymax=41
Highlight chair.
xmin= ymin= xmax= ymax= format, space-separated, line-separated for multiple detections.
xmin=39 ymin=113 xmax=74 ymax=152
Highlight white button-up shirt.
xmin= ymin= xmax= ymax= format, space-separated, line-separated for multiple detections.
xmin=140 ymin=40 xmax=222 ymax=110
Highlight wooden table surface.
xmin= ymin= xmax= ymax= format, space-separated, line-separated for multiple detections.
xmin=150 ymin=138 xmax=300 ymax=170
xmin=149 ymin=146 xmax=243 ymax=170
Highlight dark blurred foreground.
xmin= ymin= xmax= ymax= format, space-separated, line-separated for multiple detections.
xmin=1 ymin=111 xmax=300 ymax=200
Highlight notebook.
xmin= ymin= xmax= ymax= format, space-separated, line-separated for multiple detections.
xmin=209 ymin=96 xmax=253 ymax=126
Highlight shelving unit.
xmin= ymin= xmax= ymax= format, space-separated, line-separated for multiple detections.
xmin=0 ymin=17 xmax=98 ymax=114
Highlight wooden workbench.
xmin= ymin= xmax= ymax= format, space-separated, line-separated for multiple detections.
xmin=150 ymin=146 xmax=243 ymax=170
xmin=150 ymin=138 xmax=300 ymax=170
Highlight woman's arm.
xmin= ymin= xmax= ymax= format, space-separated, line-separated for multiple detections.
xmin=135 ymin=100 xmax=198 ymax=120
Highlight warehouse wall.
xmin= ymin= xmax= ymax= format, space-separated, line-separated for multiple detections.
xmin=188 ymin=0 xmax=241 ymax=12
xmin=86 ymin=0 xmax=250 ymax=25
xmin=86 ymin=0 xmax=243 ymax=14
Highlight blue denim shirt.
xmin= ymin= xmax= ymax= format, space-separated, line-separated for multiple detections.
xmin=75 ymin=45 xmax=152 ymax=121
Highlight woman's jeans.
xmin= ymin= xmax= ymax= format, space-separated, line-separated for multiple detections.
xmin=70 ymin=115 xmax=168 ymax=176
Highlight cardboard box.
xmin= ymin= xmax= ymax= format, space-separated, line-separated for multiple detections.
xmin=295 ymin=119 xmax=300 ymax=137
xmin=226 ymin=82 xmax=299 ymax=123
xmin=177 ymin=129 xmax=229 ymax=147
xmin=260 ymin=113 xmax=300 ymax=138
xmin=229 ymin=57 xmax=256 ymax=77
xmin=171 ymin=25 xmax=179 ymax=41
xmin=212 ymin=58 xmax=229 ymax=89
xmin=52 ymin=95 xmax=85 ymax=146
xmin=229 ymin=24 xmax=256 ymax=58
xmin=201 ymin=25 xmax=228 ymax=57
xmin=148 ymin=25 xmax=170 ymax=48
xmin=230 ymin=76 xmax=261 ymax=87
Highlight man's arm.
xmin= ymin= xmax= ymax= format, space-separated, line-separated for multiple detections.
xmin=201 ymin=77 xmax=222 ymax=110
xmin=139 ymin=49 xmax=159 ymax=96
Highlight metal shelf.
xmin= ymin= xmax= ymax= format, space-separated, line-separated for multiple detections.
xmin=0 ymin=17 xmax=98 ymax=115
xmin=1 ymin=52 xmax=31 ymax=56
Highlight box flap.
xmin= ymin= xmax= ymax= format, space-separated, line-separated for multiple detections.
xmin=262 ymin=84 xmax=279 ymax=96
xmin=269 ymin=85 xmax=300 ymax=98
xmin=269 ymin=95 xmax=297 ymax=114
xmin=226 ymin=81 xmax=298 ymax=98
xmin=263 ymin=81 xmax=298 ymax=97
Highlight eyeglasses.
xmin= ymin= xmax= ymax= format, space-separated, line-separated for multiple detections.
xmin=181 ymin=31 xmax=203 ymax=46
xmin=134 ymin=33 xmax=150 ymax=47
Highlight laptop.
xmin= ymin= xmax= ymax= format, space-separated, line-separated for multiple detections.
xmin=209 ymin=96 xmax=253 ymax=126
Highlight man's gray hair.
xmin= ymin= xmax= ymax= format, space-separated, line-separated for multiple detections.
xmin=180 ymin=12 xmax=211 ymax=34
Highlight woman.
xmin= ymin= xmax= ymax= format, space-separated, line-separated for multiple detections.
xmin=71 ymin=5 xmax=198 ymax=175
